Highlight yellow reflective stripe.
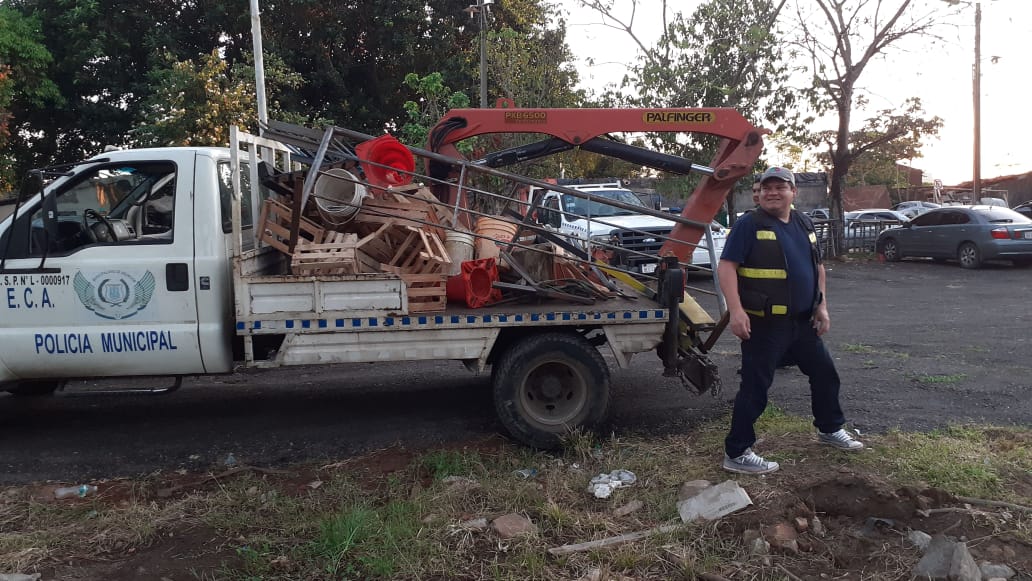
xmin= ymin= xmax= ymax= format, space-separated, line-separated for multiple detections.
xmin=771 ymin=305 xmax=788 ymax=315
xmin=744 ymin=309 xmax=765 ymax=317
xmin=808 ymin=232 xmax=817 ymax=243
xmin=756 ymin=230 xmax=776 ymax=240
xmin=737 ymin=267 xmax=787 ymax=279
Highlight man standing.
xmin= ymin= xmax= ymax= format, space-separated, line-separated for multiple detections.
xmin=717 ymin=167 xmax=862 ymax=475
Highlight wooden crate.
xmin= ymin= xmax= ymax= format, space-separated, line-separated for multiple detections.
xmin=382 ymin=267 xmax=447 ymax=313
xmin=258 ymin=198 xmax=325 ymax=254
xmin=384 ymin=225 xmax=451 ymax=275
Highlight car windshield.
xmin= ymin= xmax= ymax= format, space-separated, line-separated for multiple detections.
xmin=562 ymin=189 xmax=647 ymax=218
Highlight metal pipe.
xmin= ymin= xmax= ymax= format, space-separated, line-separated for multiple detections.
xmin=249 ymin=0 xmax=268 ymax=131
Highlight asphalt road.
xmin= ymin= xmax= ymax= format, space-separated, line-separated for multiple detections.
xmin=2 ymin=259 xmax=1030 ymax=485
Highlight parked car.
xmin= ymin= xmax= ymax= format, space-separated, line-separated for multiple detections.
xmin=807 ymin=207 xmax=831 ymax=220
xmin=1013 ymin=201 xmax=1032 ymax=219
xmin=892 ymin=200 xmax=941 ymax=219
xmin=876 ymin=205 xmax=1032 ymax=268
xmin=843 ymin=209 xmax=909 ymax=251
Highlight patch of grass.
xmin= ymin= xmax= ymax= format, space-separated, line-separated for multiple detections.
xmin=310 ymin=499 xmax=424 ymax=578
xmin=841 ymin=342 xmax=909 ymax=358
xmin=755 ymin=404 xmax=814 ymax=434
xmin=915 ymin=373 xmax=967 ymax=384
xmin=858 ymin=427 xmax=1008 ymax=500
xmin=419 ymin=449 xmax=482 ymax=481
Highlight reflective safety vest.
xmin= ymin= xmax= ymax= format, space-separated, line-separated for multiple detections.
xmin=736 ymin=210 xmax=820 ymax=317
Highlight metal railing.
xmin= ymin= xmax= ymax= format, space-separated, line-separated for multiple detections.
xmin=813 ymin=218 xmax=904 ymax=256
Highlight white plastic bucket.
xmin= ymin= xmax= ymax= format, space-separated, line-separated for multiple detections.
xmin=444 ymin=230 xmax=475 ymax=275
xmin=313 ymin=168 xmax=367 ymax=226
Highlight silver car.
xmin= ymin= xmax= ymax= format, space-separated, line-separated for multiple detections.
xmin=876 ymin=205 xmax=1032 ymax=268
xmin=892 ymin=200 xmax=941 ymax=219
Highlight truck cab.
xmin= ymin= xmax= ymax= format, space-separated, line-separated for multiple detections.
xmin=0 ymin=148 xmax=246 ymax=390
xmin=531 ymin=182 xmax=726 ymax=274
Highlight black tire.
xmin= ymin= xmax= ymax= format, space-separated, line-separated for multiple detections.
xmin=5 ymin=380 xmax=61 ymax=397
xmin=958 ymin=242 xmax=981 ymax=269
xmin=492 ymin=332 xmax=610 ymax=449
xmin=881 ymin=238 xmax=901 ymax=262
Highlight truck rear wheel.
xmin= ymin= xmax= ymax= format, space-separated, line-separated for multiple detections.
xmin=492 ymin=332 xmax=610 ymax=449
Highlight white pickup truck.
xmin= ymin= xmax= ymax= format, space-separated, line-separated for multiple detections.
xmin=0 ymin=119 xmax=733 ymax=448
xmin=532 ymin=182 xmax=728 ymax=274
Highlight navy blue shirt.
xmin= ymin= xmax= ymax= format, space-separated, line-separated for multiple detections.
xmin=721 ymin=211 xmax=818 ymax=315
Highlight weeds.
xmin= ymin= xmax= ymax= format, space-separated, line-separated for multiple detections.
xmin=915 ymin=373 xmax=967 ymax=384
xmin=5 ymin=415 xmax=1031 ymax=580
xmin=841 ymin=342 xmax=909 ymax=358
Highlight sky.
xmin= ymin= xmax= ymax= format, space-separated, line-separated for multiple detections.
xmin=556 ymin=0 xmax=1032 ymax=186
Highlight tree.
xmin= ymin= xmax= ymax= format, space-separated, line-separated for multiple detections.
xmin=399 ymin=72 xmax=472 ymax=150
xmin=578 ymin=0 xmax=804 ymax=147
xmin=134 ymin=51 xmax=305 ymax=147
xmin=811 ymin=97 xmax=942 ymax=189
xmin=0 ymin=6 xmax=60 ymax=195
xmin=573 ymin=0 xmax=805 ymax=216
xmin=3 ymin=0 xmax=241 ymax=180
xmin=794 ymin=0 xmax=945 ymax=220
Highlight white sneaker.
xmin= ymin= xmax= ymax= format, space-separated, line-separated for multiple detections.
xmin=722 ymin=448 xmax=780 ymax=474
xmin=818 ymin=429 xmax=864 ymax=450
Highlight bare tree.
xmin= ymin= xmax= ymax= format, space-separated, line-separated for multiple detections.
xmin=794 ymin=0 xmax=950 ymax=219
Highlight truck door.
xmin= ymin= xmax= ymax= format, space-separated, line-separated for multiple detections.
xmin=0 ymin=152 xmax=205 ymax=381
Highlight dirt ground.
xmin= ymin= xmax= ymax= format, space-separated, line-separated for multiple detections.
xmin=3 ymin=258 xmax=1032 ymax=579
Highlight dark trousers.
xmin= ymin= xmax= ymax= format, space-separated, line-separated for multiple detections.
xmin=724 ymin=315 xmax=845 ymax=458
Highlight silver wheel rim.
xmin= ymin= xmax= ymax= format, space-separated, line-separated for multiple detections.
xmin=960 ymin=245 xmax=977 ymax=266
xmin=884 ymin=242 xmax=897 ymax=261
xmin=519 ymin=360 xmax=588 ymax=427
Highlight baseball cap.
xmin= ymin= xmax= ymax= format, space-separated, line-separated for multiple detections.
xmin=759 ymin=167 xmax=795 ymax=186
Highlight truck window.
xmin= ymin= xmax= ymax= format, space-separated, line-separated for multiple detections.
xmin=565 ymin=189 xmax=647 ymax=218
xmin=542 ymin=195 xmax=562 ymax=228
xmin=217 ymin=161 xmax=269 ymax=234
xmin=2 ymin=162 xmax=177 ymax=259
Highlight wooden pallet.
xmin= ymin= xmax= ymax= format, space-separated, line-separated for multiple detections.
xmin=384 ymin=225 xmax=451 ymax=275
xmin=290 ymin=232 xmax=374 ymax=274
xmin=258 ymin=197 xmax=325 ymax=254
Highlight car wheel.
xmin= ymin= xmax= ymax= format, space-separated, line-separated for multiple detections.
xmin=492 ymin=332 xmax=610 ymax=449
xmin=958 ymin=242 xmax=982 ymax=269
xmin=5 ymin=380 xmax=62 ymax=397
xmin=881 ymin=238 xmax=901 ymax=262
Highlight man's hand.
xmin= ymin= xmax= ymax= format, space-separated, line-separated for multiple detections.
xmin=812 ymin=306 xmax=831 ymax=336
xmin=729 ymin=309 xmax=751 ymax=340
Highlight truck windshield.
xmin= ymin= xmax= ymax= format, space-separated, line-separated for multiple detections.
xmin=563 ymin=189 xmax=647 ymax=218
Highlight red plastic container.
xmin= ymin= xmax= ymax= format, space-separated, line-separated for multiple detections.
xmin=447 ymin=258 xmax=502 ymax=308
xmin=355 ymin=134 xmax=416 ymax=188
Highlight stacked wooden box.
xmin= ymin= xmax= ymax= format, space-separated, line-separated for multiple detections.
xmin=257 ymin=183 xmax=454 ymax=313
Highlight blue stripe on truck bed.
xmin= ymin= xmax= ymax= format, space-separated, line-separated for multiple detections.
xmin=238 ymin=309 xmax=668 ymax=333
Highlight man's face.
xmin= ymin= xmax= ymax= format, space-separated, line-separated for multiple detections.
xmin=751 ymin=183 xmax=761 ymax=204
xmin=758 ymin=178 xmax=795 ymax=214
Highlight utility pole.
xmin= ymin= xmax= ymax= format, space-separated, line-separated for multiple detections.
xmin=249 ymin=0 xmax=268 ymax=132
xmin=972 ymin=2 xmax=981 ymax=202
xmin=467 ymin=0 xmax=493 ymax=108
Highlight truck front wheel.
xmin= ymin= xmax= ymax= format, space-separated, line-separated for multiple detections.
xmin=5 ymin=380 xmax=61 ymax=397
xmin=492 ymin=332 xmax=610 ymax=449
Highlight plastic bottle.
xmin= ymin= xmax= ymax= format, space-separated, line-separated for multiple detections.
xmin=54 ymin=484 xmax=98 ymax=499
